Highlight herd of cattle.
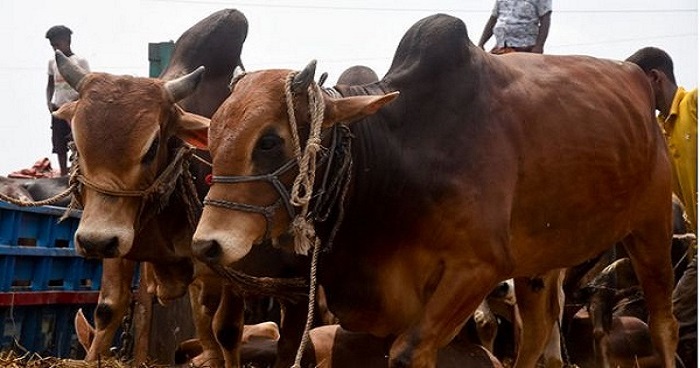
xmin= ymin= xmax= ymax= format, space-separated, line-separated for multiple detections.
xmin=0 ymin=8 xmax=695 ymax=368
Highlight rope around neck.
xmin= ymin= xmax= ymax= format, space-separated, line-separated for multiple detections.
xmin=285 ymin=70 xmax=326 ymax=368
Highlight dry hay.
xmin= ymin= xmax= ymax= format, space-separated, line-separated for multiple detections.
xmin=0 ymin=350 xmax=166 ymax=368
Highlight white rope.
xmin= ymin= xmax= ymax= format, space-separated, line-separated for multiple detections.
xmin=291 ymin=235 xmax=320 ymax=368
xmin=284 ymin=71 xmax=326 ymax=368
xmin=0 ymin=182 xmax=77 ymax=208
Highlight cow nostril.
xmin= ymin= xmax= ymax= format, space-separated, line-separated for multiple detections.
xmin=75 ymin=234 xmax=91 ymax=253
xmin=194 ymin=239 xmax=222 ymax=262
xmin=104 ymin=236 xmax=119 ymax=256
xmin=75 ymin=234 xmax=120 ymax=258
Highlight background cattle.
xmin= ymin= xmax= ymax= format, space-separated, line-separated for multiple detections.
xmin=559 ymin=197 xmax=694 ymax=367
xmin=303 ymin=325 xmax=503 ymax=368
xmin=336 ymin=65 xmax=380 ymax=85
xmin=0 ymin=176 xmax=71 ymax=207
xmin=0 ymin=176 xmax=33 ymax=203
xmin=21 ymin=176 xmax=71 ymax=207
xmin=192 ymin=13 xmax=677 ymax=368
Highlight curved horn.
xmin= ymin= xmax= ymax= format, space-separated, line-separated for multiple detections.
xmin=164 ymin=66 xmax=206 ymax=102
xmin=228 ymin=65 xmax=246 ymax=90
xmin=318 ymin=72 xmax=329 ymax=87
xmin=55 ymin=50 xmax=88 ymax=91
xmin=292 ymin=60 xmax=317 ymax=93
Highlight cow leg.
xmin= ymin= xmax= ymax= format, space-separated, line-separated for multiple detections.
xmin=542 ymin=269 xmax=566 ymax=368
xmin=150 ymin=258 xmax=194 ymax=302
xmin=473 ymin=299 xmax=498 ymax=353
xmin=188 ymin=276 xmax=225 ymax=368
xmin=85 ymin=258 xmax=136 ymax=360
xmin=213 ymin=287 xmax=245 ymax=368
xmin=593 ymin=329 xmax=611 ymax=368
xmin=388 ymin=264 xmax=500 ymax=368
xmin=623 ymin=231 xmax=678 ymax=368
xmin=275 ymin=301 xmax=309 ymax=368
xmin=512 ymin=269 xmax=564 ymax=368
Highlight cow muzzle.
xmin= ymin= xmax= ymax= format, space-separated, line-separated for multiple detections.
xmin=192 ymin=212 xmax=256 ymax=266
xmin=191 ymin=236 xmax=253 ymax=266
xmin=191 ymin=238 xmax=223 ymax=264
xmin=75 ymin=228 xmax=133 ymax=259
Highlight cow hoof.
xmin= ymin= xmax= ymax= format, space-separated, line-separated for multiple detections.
xmin=189 ymin=351 xmax=225 ymax=368
xmin=389 ymin=352 xmax=413 ymax=368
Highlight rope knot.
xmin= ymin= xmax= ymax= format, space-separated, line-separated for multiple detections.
xmin=284 ymin=68 xmax=328 ymax=368
xmin=307 ymin=136 xmax=322 ymax=150
xmin=291 ymin=216 xmax=319 ymax=255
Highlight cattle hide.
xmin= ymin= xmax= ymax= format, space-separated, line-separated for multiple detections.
xmin=192 ymin=13 xmax=678 ymax=368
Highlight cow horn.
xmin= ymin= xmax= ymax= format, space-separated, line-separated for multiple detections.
xmin=55 ymin=50 xmax=87 ymax=90
xmin=164 ymin=66 xmax=206 ymax=102
xmin=229 ymin=65 xmax=246 ymax=90
xmin=292 ymin=60 xmax=317 ymax=93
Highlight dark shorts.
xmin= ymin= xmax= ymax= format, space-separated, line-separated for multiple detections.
xmin=490 ymin=45 xmax=534 ymax=55
xmin=51 ymin=115 xmax=72 ymax=155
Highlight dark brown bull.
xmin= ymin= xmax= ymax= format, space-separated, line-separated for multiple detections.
xmin=192 ymin=14 xmax=678 ymax=368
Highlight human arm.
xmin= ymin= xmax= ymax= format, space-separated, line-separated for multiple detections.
xmin=478 ymin=15 xmax=498 ymax=50
xmin=46 ymin=75 xmax=56 ymax=112
xmin=531 ymin=11 xmax=551 ymax=54
xmin=77 ymin=57 xmax=90 ymax=72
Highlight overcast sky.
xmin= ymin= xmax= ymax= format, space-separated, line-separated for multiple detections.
xmin=1 ymin=0 xmax=697 ymax=175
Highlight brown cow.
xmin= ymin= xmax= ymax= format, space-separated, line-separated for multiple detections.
xmin=59 ymin=10 xmax=312 ymax=367
xmin=54 ymin=57 xmax=209 ymax=356
xmin=304 ymin=324 xmax=503 ymax=368
xmin=192 ymin=13 xmax=677 ymax=368
xmin=567 ymin=310 xmax=669 ymax=368
xmin=571 ymin=233 xmax=695 ymax=367
xmin=54 ymin=9 xmax=247 ymax=366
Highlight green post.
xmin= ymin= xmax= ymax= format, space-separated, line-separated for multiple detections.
xmin=148 ymin=41 xmax=175 ymax=78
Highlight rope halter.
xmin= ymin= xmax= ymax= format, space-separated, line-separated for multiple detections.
xmin=202 ymin=64 xmax=349 ymax=368
xmin=69 ymin=143 xmax=201 ymax=230
xmin=204 ymin=67 xmax=329 ymax=255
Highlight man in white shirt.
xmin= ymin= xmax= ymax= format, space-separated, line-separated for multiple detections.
xmin=478 ymin=0 xmax=552 ymax=55
xmin=45 ymin=25 xmax=89 ymax=175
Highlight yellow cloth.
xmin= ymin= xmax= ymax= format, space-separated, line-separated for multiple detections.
xmin=658 ymin=87 xmax=698 ymax=231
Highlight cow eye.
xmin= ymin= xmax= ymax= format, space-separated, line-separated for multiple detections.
xmin=256 ymin=134 xmax=283 ymax=151
xmin=142 ymin=137 xmax=160 ymax=164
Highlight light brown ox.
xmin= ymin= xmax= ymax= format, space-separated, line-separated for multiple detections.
xmin=55 ymin=8 xmax=262 ymax=367
xmin=191 ymin=14 xmax=678 ymax=368
xmin=52 ymin=54 xmax=213 ymax=362
xmin=54 ymin=14 xmax=310 ymax=368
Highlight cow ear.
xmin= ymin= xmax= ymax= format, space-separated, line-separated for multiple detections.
xmin=173 ymin=105 xmax=210 ymax=150
xmin=323 ymin=91 xmax=399 ymax=127
xmin=52 ymin=101 xmax=78 ymax=121
xmin=74 ymin=308 xmax=95 ymax=353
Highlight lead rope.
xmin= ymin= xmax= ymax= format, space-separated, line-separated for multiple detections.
xmin=0 ymin=183 xmax=77 ymax=207
xmin=0 ymin=145 xmax=80 ymax=222
xmin=0 ymin=179 xmax=78 ymax=208
xmin=285 ymin=71 xmax=326 ymax=368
